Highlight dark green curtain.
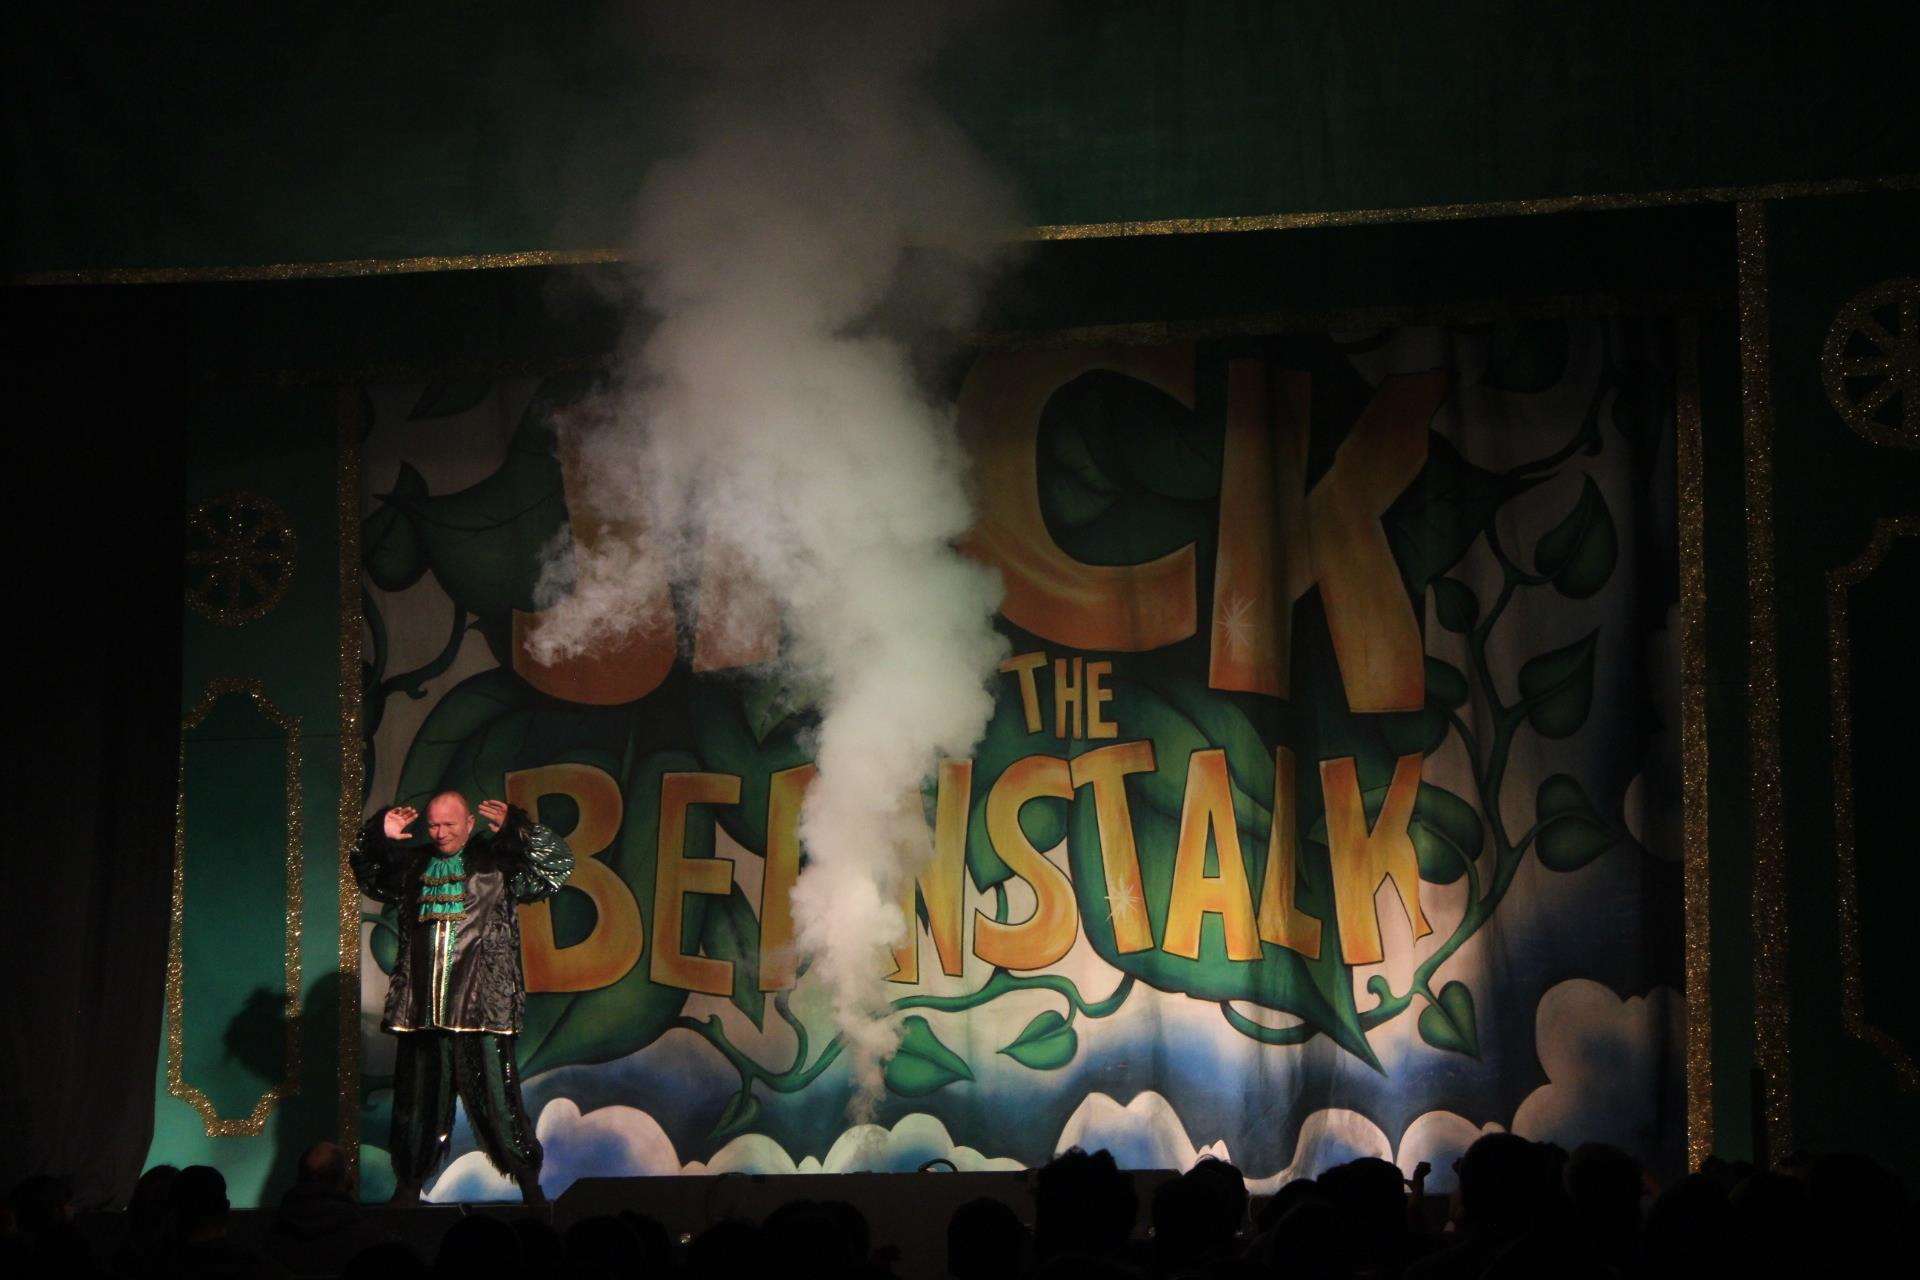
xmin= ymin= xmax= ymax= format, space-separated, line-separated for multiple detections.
xmin=0 ymin=288 xmax=186 ymax=1207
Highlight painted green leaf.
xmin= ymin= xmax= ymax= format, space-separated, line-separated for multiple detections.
xmin=740 ymin=672 xmax=807 ymax=745
xmin=363 ymin=462 xmax=430 ymax=591
xmin=409 ymin=379 xmax=494 ymax=421
xmin=709 ymin=1089 xmax=762 ymax=1143
xmin=884 ymin=1016 xmax=974 ymax=1096
xmin=1000 ymin=1010 xmax=1079 ymax=1071
xmin=1517 ymin=630 xmax=1599 ymax=739
xmin=369 ymin=919 xmax=399 ymax=974
xmin=1483 ymin=319 xmax=1569 ymax=393
xmin=1417 ymin=981 xmax=1480 ymax=1056
xmin=1535 ymin=773 xmax=1618 ymax=871
xmin=1411 ymin=783 xmax=1482 ymax=884
xmin=393 ymin=668 xmax=536 ymax=806
xmin=1431 ymin=576 xmax=1480 ymax=633
xmin=1385 ymin=435 xmax=1545 ymax=591
xmin=1425 ymin=657 xmax=1470 ymax=709
xmin=390 ymin=374 xmax=594 ymax=617
xmin=1381 ymin=706 xmax=1448 ymax=757
xmin=1038 ymin=370 xmax=1218 ymax=566
xmin=1534 ymin=476 xmax=1617 ymax=599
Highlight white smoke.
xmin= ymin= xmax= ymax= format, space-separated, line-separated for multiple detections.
xmin=528 ymin=2 xmax=1018 ymax=1105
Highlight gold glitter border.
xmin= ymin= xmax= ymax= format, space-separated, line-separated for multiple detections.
xmin=1825 ymin=517 xmax=1920 ymax=1091
xmin=11 ymin=174 xmax=1918 ymax=286
xmin=1737 ymin=201 xmax=1794 ymax=1156
xmin=1676 ymin=317 xmax=1714 ymax=1165
xmin=336 ymin=388 xmax=368 ymax=1183
xmin=966 ymin=290 xmax=1717 ymax=352
xmin=10 ymin=248 xmax=624 ymax=286
xmin=168 ymin=676 xmax=304 ymax=1137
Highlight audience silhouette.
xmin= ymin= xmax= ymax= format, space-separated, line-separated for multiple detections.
xmin=9 ymin=1135 xmax=1908 ymax=1278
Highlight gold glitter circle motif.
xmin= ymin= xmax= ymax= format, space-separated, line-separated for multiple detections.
xmin=1822 ymin=277 xmax=1920 ymax=448
xmin=185 ymin=491 xmax=297 ymax=625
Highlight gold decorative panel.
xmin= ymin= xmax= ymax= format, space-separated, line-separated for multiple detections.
xmin=169 ymin=677 xmax=304 ymax=1135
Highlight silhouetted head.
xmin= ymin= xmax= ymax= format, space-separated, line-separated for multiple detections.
xmin=1456 ymin=1133 xmax=1546 ymax=1237
xmin=762 ymin=1200 xmax=855 ymax=1280
xmin=1566 ymin=1142 xmax=1642 ymax=1248
xmin=564 ymin=1214 xmax=642 ymax=1277
xmin=170 ymin=1166 xmax=229 ymax=1239
xmin=1253 ymin=1177 xmax=1323 ymax=1234
xmin=8 ymin=1174 xmax=72 ymax=1236
xmin=296 ymin=1141 xmax=349 ymax=1191
xmin=1317 ymin=1157 xmax=1407 ymax=1246
xmin=687 ymin=1218 xmax=763 ymax=1279
xmin=1643 ymin=1172 xmax=1731 ymax=1278
xmin=948 ymin=1197 xmax=1026 ymax=1280
xmin=344 ymin=1240 xmax=425 ymax=1280
xmin=434 ymin=1213 xmax=521 ymax=1279
xmin=1034 ymin=1149 xmax=1137 ymax=1262
xmin=1259 ymin=1196 xmax=1346 ymax=1280
xmin=618 ymin=1211 xmax=674 ymax=1275
xmin=1183 ymin=1157 xmax=1249 ymax=1245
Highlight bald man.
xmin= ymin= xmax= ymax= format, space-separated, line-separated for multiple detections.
xmin=352 ymin=790 xmax=573 ymax=1204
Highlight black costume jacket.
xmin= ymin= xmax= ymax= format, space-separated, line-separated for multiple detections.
xmin=351 ymin=805 xmax=573 ymax=1035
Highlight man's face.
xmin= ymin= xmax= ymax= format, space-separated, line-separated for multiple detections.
xmin=426 ymin=796 xmax=475 ymax=854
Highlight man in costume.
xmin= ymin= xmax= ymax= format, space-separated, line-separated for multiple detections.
xmin=352 ymin=791 xmax=573 ymax=1204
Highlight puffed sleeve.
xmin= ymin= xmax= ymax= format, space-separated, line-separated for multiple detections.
xmin=507 ymin=816 xmax=574 ymax=903
xmin=350 ymin=812 xmax=415 ymax=904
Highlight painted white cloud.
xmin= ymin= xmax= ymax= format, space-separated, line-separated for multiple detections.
xmin=1510 ymin=979 xmax=1683 ymax=1161
xmin=1054 ymin=1090 xmax=1487 ymax=1196
xmin=427 ymin=1098 xmax=1023 ymax=1201
xmin=1394 ymin=1110 xmax=1503 ymax=1195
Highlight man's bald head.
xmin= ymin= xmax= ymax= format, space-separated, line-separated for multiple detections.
xmin=426 ymin=792 xmax=476 ymax=854
xmin=297 ymin=1142 xmax=347 ymax=1190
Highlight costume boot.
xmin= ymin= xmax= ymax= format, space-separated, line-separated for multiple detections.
xmin=515 ymin=1171 xmax=546 ymax=1205
xmin=388 ymin=1179 xmax=422 ymax=1207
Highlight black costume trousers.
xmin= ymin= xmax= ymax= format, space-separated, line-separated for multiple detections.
xmin=388 ymin=1031 xmax=541 ymax=1186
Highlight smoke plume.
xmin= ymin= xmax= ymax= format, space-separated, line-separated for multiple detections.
xmin=529 ymin=2 xmax=1017 ymax=1103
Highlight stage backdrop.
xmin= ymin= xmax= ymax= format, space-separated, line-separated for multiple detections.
xmin=355 ymin=319 xmax=1686 ymax=1200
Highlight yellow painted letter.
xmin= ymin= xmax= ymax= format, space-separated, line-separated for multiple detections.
xmin=1068 ymin=740 xmax=1158 ymax=953
xmin=1162 ymin=749 xmax=1262 ymax=961
xmin=651 ymin=772 xmax=742 ymax=994
xmin=511 ymin=763 xmax=642 ymax=992
xmin=975 ymin=755 xmax=1078 ymax=971
xmin=890 ymin=760 xmax=973 ymax=984
xmin=1320 ymin=753 xmax=1431 ymax=965
xmin=1256 ymin=746 xmax=1322 ymax=957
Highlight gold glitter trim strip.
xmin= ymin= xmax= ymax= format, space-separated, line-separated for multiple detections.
xmin=10 ymin=249 xmax=624 ymax=286
xmin=1676 ymin=317 xmax=1714 ymax=1165
xmin=12 ymin=175 xmax=1917 ymax=285
xmin=1826 ymin=517 xmax=1920 ymax=1091
xmin=336 ymin=387 xmax=366 ymax=1184
xmin=169 ymin=676 xmax=304 ymax=1137
xmin=1738 ymin=201 xmax=1793 ymax=1156
xmin=966 ymin=290 xmax=1717 ymax=352
xmin=1023 ymin=174 xmax=1920 ymax=241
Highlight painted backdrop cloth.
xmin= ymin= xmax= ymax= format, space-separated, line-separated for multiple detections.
xmin=355 ymin=319 xmax=1686 ymax=1200
xmin=351 ymin=806 xmax=573 ymax=1034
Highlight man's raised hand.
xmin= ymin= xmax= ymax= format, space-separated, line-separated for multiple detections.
xmin=478 ymin=799 xmax=509 ymax=831
xmin=383 ymin=806 xmax=419 ymax=841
